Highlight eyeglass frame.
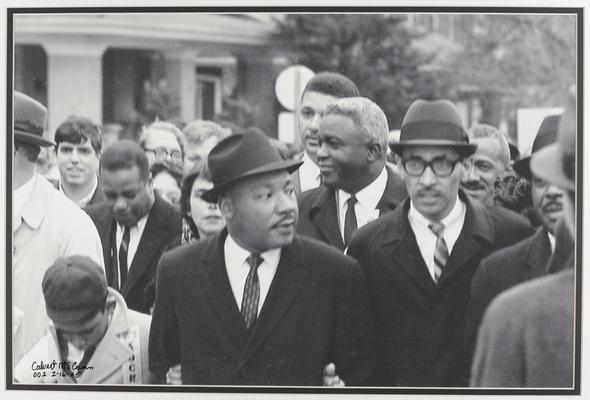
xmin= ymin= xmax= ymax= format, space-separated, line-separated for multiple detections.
xmin=144 ymin=147 xmax=183 ymax=162
xmin=401 ymin=156 xmax=464 ymax=177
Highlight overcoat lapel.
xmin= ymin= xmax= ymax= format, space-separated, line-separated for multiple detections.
xmin=375 ymin=167 xmax=408 ymax=215
xmin=201 ymin=231 xmax=249 ymax=353
xmin=238 ymin=238 xmax=307 ymax=366
xmin=437 ymin=195 xmax=493 ymax=286
xmin=382 ymin=202 xmax=437 ymax=305
xmin=123 ymin=195 xmax=169 ymax=297
xmin=308 ymin=186 xmax=345 ymax=250
xmin=522 ymin=228 xmax=552 ymax=279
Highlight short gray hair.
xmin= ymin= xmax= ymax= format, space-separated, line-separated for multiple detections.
xmin=468 ymin=123 xmax=511 ymax=166
xmin=324 ymin=97 xmax=389 ymax=155
xmin=182 ymin=120 xmax=227 ymax=146
xmin=140 ymin=121 xmax=185 ymax=155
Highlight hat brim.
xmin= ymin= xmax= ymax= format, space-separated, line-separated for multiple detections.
xmin=512 ymin=156 xmax=532 ymax=180
xmin=389 ymin=140 xmax=477 ymax=157
xmin=530 ymin=144 xmax=575 ymax=191
xmin=202 ymin=159 xmax=303 ymax=203
xmin=15 ymin=130 xmax=55 ymax=147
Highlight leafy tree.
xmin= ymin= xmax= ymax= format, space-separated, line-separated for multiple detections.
xmin=273 ymin=14 xmax=444 ymax=129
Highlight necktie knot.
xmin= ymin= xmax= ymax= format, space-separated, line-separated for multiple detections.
xmin=347 ymin=194 xmax=358 ymax=207
xmin=246 ymin=253 xmax=263 ymax=272
xmin=428 ymin=221 xmax=445 ymax=237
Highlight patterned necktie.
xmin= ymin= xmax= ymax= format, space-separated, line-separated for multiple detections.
xmin=241 ymin=254 xmax=263 ymax=331
xmin=119 ymin=225 xmax=131 ymax=290
xmin=428 ymin=221 xmax=449 ymax=283
xmin=344 ymin=195 xmax=358 ymax=246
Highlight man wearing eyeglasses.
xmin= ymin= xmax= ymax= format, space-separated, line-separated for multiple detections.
xmin=140 ymin=121 xmax=184 ymax=172
xmin=347 ymin=99 xmax=533 ymax=387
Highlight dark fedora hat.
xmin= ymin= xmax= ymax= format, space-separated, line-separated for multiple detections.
xmin=202 ymin=128 xmax=303 ymax=202
xmin=389 ymin=99 xmax=477 ymax=157
xmin=531 ymin=90 xmax=575 ymax=191
xmin=13 ymin=91 xmax=54 ymax=147
xmin=513 ymin=114 xmax=561 ymax=180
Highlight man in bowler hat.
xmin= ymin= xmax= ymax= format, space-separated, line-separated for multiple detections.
xmin=12 ymin=91 xmax=104 ymax=364
xmin=471 ymin=88 xmax=577 ymax=388
xmin=464 ymin=113 xmax=568 ymax=372
xmin=347 ymin=99 xmax=533 ymax=387
xmin=14 ymin=256 xmax=151 ymax=384
xmin=149 ymin=128 xmax=375 ymax=385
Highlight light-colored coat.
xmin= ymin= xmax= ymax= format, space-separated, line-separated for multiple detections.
xmin=13 ymin=174 xmax=105 ymax=363
xmin=14 ymin=289 xmax=151 ymax=384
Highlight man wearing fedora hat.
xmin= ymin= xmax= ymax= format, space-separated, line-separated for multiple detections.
xmin=464 ymin=113 xmax=568 ymax=372
xmin=12 ymin=92 xmax=104 ymax=365
xmin=347 ymin=99 xmax=533 ymax=387
xmin=297 ymin=97 xmax=407 ymax=252
xmin=149 ymin=128 xmax=375 ymax=386
xmin=471 ymin=89 xmax=576 ymax=388
xmin=14 ymin=256 xmax=152 ymax=384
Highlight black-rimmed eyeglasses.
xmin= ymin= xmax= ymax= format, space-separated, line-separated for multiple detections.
xmin=402 ymin=156 xmax=462 ymax=177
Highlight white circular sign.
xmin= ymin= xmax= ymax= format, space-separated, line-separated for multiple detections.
xmin=275 ymin=65 xmax=315 ymax=111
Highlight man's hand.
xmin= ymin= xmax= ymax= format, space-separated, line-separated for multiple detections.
xmin=166 ymin=364 xmax=182 ymax=385
xmin=323 ymin=362 xmax=345 ymax=387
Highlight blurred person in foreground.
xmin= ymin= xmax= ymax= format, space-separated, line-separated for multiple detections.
xmin=347 ymin=99 xmax=533 ymax=387
xmin=140 ymin=121 xmax=184 ymax=171
xmin=14 ymin=256 xmax=151 ymax=384
xmin=149 ymin=129 xmax=374 ymax=385
xmin=297 ymin=97 xmax=407 ymax=252
xmin=464 ymin=113 xmax=567 ymax=379
xmin=54 ymin=116 xmax=105 ymax=207
xmin=179 ymin=161 xmax=225 ymax=245
xmin=181 ymin=119 xmax=227 ymax=174
xmin=12 ymin=92 xmax=104 ymax=364
xmin=471 ymin=89 xmax=576 ymax=388
xmin=294 ymin=71 xmax=360 ymax=192
xmin=85 ymin=140 xmax=182 ymax=314
xmin=151 ymin=162 xmax=182 ymax=209
xmin=461 ymin=124 xmax=512 ymax=208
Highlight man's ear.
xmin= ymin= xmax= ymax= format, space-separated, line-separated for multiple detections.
xmin=105 ymin=296 xmax=117 ymax=316
xmin=219 ymin=196 xmax=233 ymax=220
xmin=367 ymin=142 xmax=383 ymax=162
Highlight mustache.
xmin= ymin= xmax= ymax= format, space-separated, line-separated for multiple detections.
xmin=461 ymin=181 xmax=486 ymax=191
xmin=272 ymin=213 xmax=297 ymax=227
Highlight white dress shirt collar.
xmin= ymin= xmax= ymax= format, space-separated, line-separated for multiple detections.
xmin=298 ymin=152 xmax=322 ymax=192
xmin=115 ymin=213 xmax=149 ymax=276
xmin=224 ymin=234 xmax=281 ymax=315
xmin=548 ymin=231 xmax=556 ymax=253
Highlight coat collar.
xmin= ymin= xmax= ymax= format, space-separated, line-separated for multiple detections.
xmin=380 ymin=190 xmax=495 ymax=290
xmin=19 ymin=174 xmax=50 ymax=230
xmin=521 ymin=227 xmax=552 ymax=273
xmin=200 ymin=229 xmax=308 ymax=361
xmin=47 ymin=289 xmax=134 ymax=383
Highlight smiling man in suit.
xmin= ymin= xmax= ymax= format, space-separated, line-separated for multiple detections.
xmin=347 ymin=99 xmax=533 ymax=387
xmin=149 ymin=129 xmax=374 ymax=386
xmin=85 ymin=140 xmax=182 ymax=314
xmin=297 ymin=97 xmax=407 ymax=252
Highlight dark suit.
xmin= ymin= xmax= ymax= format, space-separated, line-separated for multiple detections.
xmin=464 ymin=227 xmax=552 ymax=366
xmin=149 ymin=230 xmax=375 ymax=385
xmin=85 ymin=193 xmax=182 ymax=313
xmin=297 ymin=167 xmax=407 ymax=251
xmin=347 ymin=192 xmax=534 ymax=386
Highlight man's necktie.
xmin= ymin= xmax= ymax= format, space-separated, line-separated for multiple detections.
xmin=119 ymin=225 xmax=131 ymax=290
xmin=344 ymin=195 xmax=358 ymax=246
xmin=241 ymin=254 xmax=263 ymax=331
xmin=428 ymin=221 xmax=449 ymax=283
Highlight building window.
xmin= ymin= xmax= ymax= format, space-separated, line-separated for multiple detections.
xmin=196 ymin=66 xmax=222 ymax=120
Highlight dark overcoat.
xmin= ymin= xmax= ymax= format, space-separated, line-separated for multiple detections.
xmin=297 ymin=167 xmax=407 ymax=251
xmin=347 ymin=192 xmax=534 ymax=387
xmin=148 ymin=230 xmax=375 ymax=385
xmin=85 ymin=192 xmax=182 ymax=313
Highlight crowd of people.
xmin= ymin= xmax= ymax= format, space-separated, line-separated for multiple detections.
xmin=11 ymin=71 xmax=576 ymax=388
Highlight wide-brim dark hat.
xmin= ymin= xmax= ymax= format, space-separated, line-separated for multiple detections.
xmin=389 ymin=99 xmax=477 ymax=157
xmin=202 ymin=129 xmax=303 ymax=202
xmin=13 ymin=91 xmax=54 ymax=147
xmin=531 ymin=93 xmax=575 ymax=191
xmin=513 ymin=114 xmax=561 ymax=180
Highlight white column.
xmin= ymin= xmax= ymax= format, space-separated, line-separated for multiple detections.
xmin=164 ymin=50 xmax=198 ymax=123
xmin=43 ymin=41 xmax=107 ymax=138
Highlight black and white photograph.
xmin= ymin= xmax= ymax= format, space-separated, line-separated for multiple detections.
xmin=3 ymin=3 xmax=583 ymax=397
